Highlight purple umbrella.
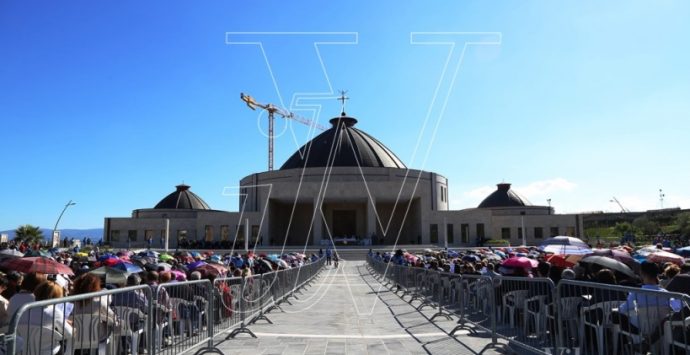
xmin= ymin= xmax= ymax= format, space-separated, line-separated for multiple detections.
xmin=188 ymin=260 xmax=207 ymax=270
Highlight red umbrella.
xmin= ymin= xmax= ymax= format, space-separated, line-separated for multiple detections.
xmin=103 ymin=258 xmax=120 ymax=267
xmin=502 ymin=256 xmax=538 ymax=269
xmin=647 ymin=250 xmax=684 ymax=265
xmin=0 ymin=257 xmax=74 ymax=275
xmin=196 ymin=264 xmax=220 ymax=277
xmin=546 ymin=254 xmax=584 ymax=268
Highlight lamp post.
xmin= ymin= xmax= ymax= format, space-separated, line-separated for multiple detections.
xmin=52 ymin=200 xmax=76 ymax=247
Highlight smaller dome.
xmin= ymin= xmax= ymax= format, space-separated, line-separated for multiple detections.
xmin=478 ymin=183 xmax=531 ymax=208
xmin=154 ymin=184 xmax=211 ymax=210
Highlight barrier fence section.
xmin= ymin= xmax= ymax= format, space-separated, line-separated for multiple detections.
xmin=1 ymin=257 xmax=325 ymax=355
xmin=367 ymin=256 xmax=690 ymax=355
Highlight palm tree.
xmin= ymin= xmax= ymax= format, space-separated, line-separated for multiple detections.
xmin=14 ymin=224 xmax=44 ymax=245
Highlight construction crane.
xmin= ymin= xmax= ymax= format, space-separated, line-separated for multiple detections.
xmin=240 ymin=93 xmax=328 ymax=171
xmin=610 ymin=197 xmax=630 ymax=213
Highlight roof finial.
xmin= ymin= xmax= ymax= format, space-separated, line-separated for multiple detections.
xmin=337 ymin=90 xmax=349 ymax=116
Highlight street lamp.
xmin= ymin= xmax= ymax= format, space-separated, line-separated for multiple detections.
xmin=547 ymin=199 xmax=552 ymax=215
xmin=52 ymin=200 xmax=76 ymax=247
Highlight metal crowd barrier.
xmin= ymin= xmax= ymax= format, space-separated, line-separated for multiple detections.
xmin=367 ymin=256 xmax=690 ymax=355
xmin=0 ymin=257 xmax=325 ymax=355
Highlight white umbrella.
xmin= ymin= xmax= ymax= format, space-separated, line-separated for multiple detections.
xmin=541 ymin=244 xmax=593 ymax=256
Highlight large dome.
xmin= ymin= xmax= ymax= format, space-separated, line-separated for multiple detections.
xmin=280 ymin=114 xmax=406 ymax=170
xmin=154 ymin=184 xmax=211 ymax=210
xmin=478 ymin=183 xmax=532 ymax=208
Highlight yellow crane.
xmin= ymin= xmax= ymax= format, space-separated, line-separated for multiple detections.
xmin=240 ymin=93 xmax=327 ymax=171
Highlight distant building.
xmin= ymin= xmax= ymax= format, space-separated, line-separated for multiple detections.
xmin=105 ymin=112 xmax=582 ymax=248
xmin=0 ymin=234 xmax=8 ymax=244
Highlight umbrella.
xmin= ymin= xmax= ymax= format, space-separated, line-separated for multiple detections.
xmin=102 ymin=258 xmax=120 ymax=267
xmin=462 ymin=254 xmax=481 ymax=262
xmin=0 ymin=249 xmax=24 ymax=259
xmin=637 ymin=245 xmax=671 ymax=256
xmin=539 ymin=236 xmax=589 ymax=249
xmin=75 ymin=252 xmax=89 ymax=258
xmin=159 ymin=254 xmax=174 ymax=262
xmin=138 ymin=250 xmax=159 ymax=258
xmin=647 ymin=250 xmax=684 ymax=265
xmin=89 ymin=266 xmax=128 ymax=285
xmin=258 ymin=258 xmax=274 ymax=271
xmin=546 ymin=254 xmax=584 ymax=268
xmin=155 ymin=262 xmax=172 ymax=271
xmin=187 ymin=261 xmax=207 ymax=270
xmin=205 ymin=263 xmax=227 ymax=273
xmin=112 ymin=262 xmax=143 ymax=273
xmin=98 ymin=253 xmax=115 ymax=261
xmin=675 ymin=246 xmax=690 ymax=257
xmin=0 ymin=257 xmax=74 ymax=275
xmin=502 ymin=256 xmax=538 ymax=269
xmin=195 ymin=264 xmax=220 ymax=277
xmin=591 ymin=248 xmax=638 ymax=271
xmin=580 ymin=255 xmax=637 ymax=279
xmin=23 ymin=249 xmax=50 ymax=257
xmin=541 ymin=245 xmax=593 ymax=256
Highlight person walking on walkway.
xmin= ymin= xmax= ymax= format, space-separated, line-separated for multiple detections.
xmin=333 ymin=251 xmax=339 ymax=268
xmin=326 ymin=248 xmax=332 ymax=265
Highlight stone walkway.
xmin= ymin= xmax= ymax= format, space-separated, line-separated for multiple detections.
xmin=207 ymin=260 xmax=512 ymax=354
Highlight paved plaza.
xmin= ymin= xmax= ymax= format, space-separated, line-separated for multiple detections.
xmin=205 ymin=260 xmax=513 ymax=354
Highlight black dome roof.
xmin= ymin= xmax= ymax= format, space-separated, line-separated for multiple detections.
xmin=280 ymin=115 xmax=406 ymax=170
xmin=154 ymin=184 xmax=211 ymax=210
xmin=478 ymin=183 xmax=532 ymax=208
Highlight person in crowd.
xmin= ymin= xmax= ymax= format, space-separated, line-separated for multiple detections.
xmin=19 ymin=280 xmax=73 ymax=354
xmin=70 ymin=273 xmax=120 ymax=345
xmin=660 ymin=264 xmax=680 ymax=288
xmin=0 ymin=276 xmax=10 ymax=329
xmin=2 ymin=271 xmax=22 ymax=300
xmin=7 ymin=272 xmax=46 ymax=320
xmin=613 ymin=261 xmax=682 ymax=332
xmin=111 ymin=274 xmax=148 ymax=313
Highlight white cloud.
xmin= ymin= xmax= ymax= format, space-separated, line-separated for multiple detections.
xmin=515 ymin=178 xmax=577 ymax=197
xmin=452 ymin=178 xmax=578 ymax=210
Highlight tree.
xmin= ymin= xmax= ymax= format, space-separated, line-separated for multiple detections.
xmin=633 ymin=216 xmax=660 ymax=236
xmin=613 ymin=222 xmax=638 ymax=237
xmin=676 ymin=212 xmax=690 ymax=237
xmin=14 ymin=224 xmax=44 ymax=245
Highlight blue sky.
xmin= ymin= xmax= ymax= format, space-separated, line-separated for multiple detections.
xmin=1 ymin=0 xmax=689 ymax=230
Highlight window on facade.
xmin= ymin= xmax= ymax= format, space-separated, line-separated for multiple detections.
xmin=251 ymin=225 xmax=260 ymax=243
xmin=145 ymin=230 xmax=154 ymax=241
xmin=447 ymin=224 xmax=454 ymax=244
xmin=461 ymin=224 xmax=469 ymax=243
xmin=237 ymin=225 xmax=245 ymax=243
xmin=128 ymin=230 xmax=137 ymax=242
xmin=501 ymin=227 xmax=511 ymax=240
xmin=534 ymin=227 xmax=544 ymax=239
xmin=518 ymin=227 xmax=523 ymax=240
xmin=205 ymin=225 xmax=213 ymax=242
xmin=110 ymin=230 xmax=120 ymax=242
xmin=565 ymin=227 xmax=575 ymax=236
xmin=221 ymin=225 xmax=229 ymax=241
xmin=430 ymin=224 xmax=439 ymax=244
xmin=550 ymin=227 xmax=559 ymax=237
xmin=476 ymin=224 xmax=485 ymax=240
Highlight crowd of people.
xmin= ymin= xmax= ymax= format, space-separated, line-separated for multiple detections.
xmin=370 ymin=237 xmax=690 ymax=353
xmin=0 ymin=245 xmax=320 ymax=353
